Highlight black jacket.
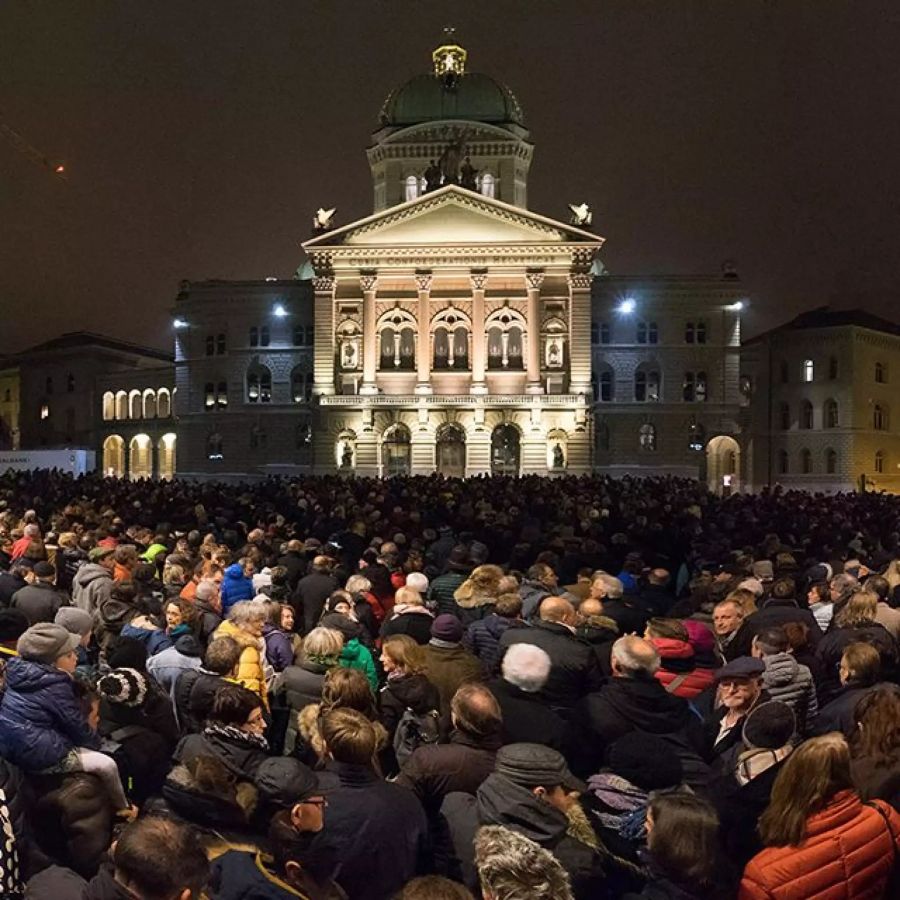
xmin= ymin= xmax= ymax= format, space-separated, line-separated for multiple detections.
xmin=277 ymin=550 xmax=307 ymax=590
xmin=599 ymin=599 xmax=648 ymax=636
xmin=810 ymin=681 xmax=880 ymax=737
xmin=487 ymin=678 xmax=572 ymax=757
xmin=749 ymin=600 xmax=823 ymax=646
xmin=11 ymin=582 xmax=68 ymax=624
xmin=464 ymin=613 xmax=519 ymax=676
xmin=498 ymin=620 xmax=602 ymax=710
xmin=0 ymin=572 xmax=27 ymax=607
xmin=292 ymin=572 xmax=339 ymax=634
xmin=174 ymin=729 xmax=269 ymax=780
xmin=816 ymin=624 xmax=898 ymax=701
xmin=379 ymin=673 xmax=441 ymax=745
xmin=380 ymin=609 xmax=435 ymax=645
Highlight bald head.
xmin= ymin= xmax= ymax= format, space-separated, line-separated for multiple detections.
xmin=579 ymin=598 xmax=604 ymax=618
xmin=539 ymin=596 xmax=576 ymax=626
xmin=610 ymin=635 xmax=660 ymax=679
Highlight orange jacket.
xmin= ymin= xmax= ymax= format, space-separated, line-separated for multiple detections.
xmin=650 ymin=638 xmax=716 ymax=698
xmin=739 ymin=790 xmax=900 ymax=899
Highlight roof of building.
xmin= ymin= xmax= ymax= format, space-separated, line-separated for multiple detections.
xmin=19 ymin=331 xmax=173 ymax=362
xmin=746 ymin=307 xmax=900 ymax=344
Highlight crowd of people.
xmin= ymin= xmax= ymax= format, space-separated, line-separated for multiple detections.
xmin=0 ymin=467 xmax=898 ymax=899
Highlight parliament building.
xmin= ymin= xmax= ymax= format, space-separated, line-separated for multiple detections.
xmin=167 ymin=38 xmax=746 ymax=486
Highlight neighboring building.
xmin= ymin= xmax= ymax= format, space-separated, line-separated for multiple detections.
xmin=12 ymin=332 xmax=175 ymax=478
xmin=742 ymin=307 xmax=900 ymax=494
xmin=0 ymin=363 xmax=20 ymax=450
xmin=174 ymin=36 xmax=744 ymax=481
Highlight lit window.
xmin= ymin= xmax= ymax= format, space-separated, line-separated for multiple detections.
xmin=639 ymin=423 xmax=657 ymax=451
xmin=40 ymin=404 xmax=50 ymax=420
xmin=217 ymin=381 xmax=228 ymax=407
xmin=207 ymin=433 xmax=223 ymax=460
xmin=404 ymin=175 xmax=419 ymax=202
xmin=803 ymin=359 xmax=814 ymax=382
xmin=635 ymin=368 xmax=660 ymax=402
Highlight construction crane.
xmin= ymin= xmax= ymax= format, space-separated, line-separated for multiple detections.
xmin=0 ymin=111 xmax=67 ymax=179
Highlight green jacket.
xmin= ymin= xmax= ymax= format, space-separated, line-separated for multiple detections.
xmin=339 ymin=638 xmax=378 ymax=692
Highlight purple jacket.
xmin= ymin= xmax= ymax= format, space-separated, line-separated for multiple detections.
xmin=263 ymin=624 xmax=294 ymax=672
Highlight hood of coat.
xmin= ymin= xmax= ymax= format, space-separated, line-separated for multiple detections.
xmin=476 ymin=772 xmax=568 ymax=847
xmin=340 ymin=637 xmax=367 ymax=664
xmin=383 ymin=672 xmax=437 ymax=713
xmin=173 ymin=632 xmax=203 ymax=657
xmin=651 ymin=637 xmax=695 ymax=662
xmin=602 ymin=677 xmax=695 ymax=733
xmin=73 ymin=563 xmax=112 ymax=588
xmin=453 ymin=586 xmax=497 ymax=610
xmin=224 ymin=563 xmax=247 ymax=581
xmin=215 ymin=619 xmax=259 ymax=651
xmin=4 ymin=656 xmax=71 ymax=694
xmin=762 ymin=652 xmax=800 ymax=686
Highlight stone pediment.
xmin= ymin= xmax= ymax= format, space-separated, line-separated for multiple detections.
xmin=303 ymin=185 xmax=604 ymax=250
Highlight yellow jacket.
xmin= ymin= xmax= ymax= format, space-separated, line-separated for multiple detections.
xmin=213 ymin=620 xmax=269 ymax=709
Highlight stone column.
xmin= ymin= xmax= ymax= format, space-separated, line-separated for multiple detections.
xmin=470 ymin=270 xmax=488 ymax=395
xmin=360 ymin=271 xmax=378 ymax=395
xmin=415 ymin=272 xmax=433 ymax=395
xmin=525 ymin=270 xmax=544 ymax=394
xmin=312 ymin=274 xmax=336 ymax=396
xmin=568 ymin=270 xmax=592 ymax=396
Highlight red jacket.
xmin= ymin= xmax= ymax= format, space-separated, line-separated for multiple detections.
xmin=650 ymin=638 xmax=715 ymax=698
xmin=739 ymin=790 xmax=900 ymax=899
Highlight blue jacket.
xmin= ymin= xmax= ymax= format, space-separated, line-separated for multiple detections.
xmin=221 ymin=564 xmax=254 ymax=612
xmin=0 ymin=656 xmax=99 ymax=770
xmin=120 ymin=622 xmax=173 ymax=657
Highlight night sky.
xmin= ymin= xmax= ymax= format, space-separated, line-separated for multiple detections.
xmin=2 ymin=1 xmax=898 ymax=355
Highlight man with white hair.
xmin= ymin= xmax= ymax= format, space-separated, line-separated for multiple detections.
xmin=578 ymin=635 xmax=708 ymax=781
xmin=487 ymin=643 xmax=571 ymax=754
xmin=589 ymin=572 xmax=647 ymax=635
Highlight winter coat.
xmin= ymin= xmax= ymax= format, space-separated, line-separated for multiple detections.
xmin=120 ymin=620 xmax=172 ymax=657
xmin=816 ymin=623 xmax=898 ymax=702
xmin=309 ymin=761 xmax=429 ymax=900
xmin=760 ymin=652 xmax=818 ymax=732
xmin=292 ymin=572 xmax=339 ymax=634
xmin=0 ymin=657 xmax=98 ymax=770
xmin=284 ymin=661 xmax=330 ymax=715
xmin=499 ymin=620 xmax=603 ymax=710
xmin=173 ymin=669 xmax=233 ymax=734
xmin=338 ymin=638 xmax=377 ymax=692
xmin=214 ymin=620 xmax=268 ymax=709
xmin=11 ymin=582 xmax=68 ymax=624
xmin=262 ymin=623 xmax=294 ymax=673
xmin=599 ymin=598 xmax=649 ymax=637
xmin=71 ymin=564 xmax=113 ymax=614
xmin=58 ymin=547 xmax=88 ymax=592
xmin=175 ymin=728 xmax=269 ymax=780
xmin=380 ymin=605 xmax=435 ymax=645
xmin=650 ymin=638 xmax=716 ymax=699
xmin=93 ymin=591 xmax=140 ymax=651
xmin=739 ymin=791 xmax=900 ymax=900
xmin=379 ymin=672 xmax=441 ymax=745
xmin=220 ymin=564 xmax=254 ymax=613
xmin=209 ymin=849 xmax=347 ymax=900
xmin=850 ymin=753 xmax=900 ymax=806
xmin=276 ymin=550 xmax=307 ymax=591
xmin=749 ymin=600 xmax=823 ymax=648
xmin=450 ymin=585 xmax=496 ymax=629
xmin=192 ymin=596 xmax=223 ymax=646
xmin=810 ymin=681 xmax=880 ymax=738
xmin=519 ymin=579 xmax=553 ymax=621
xmin=0 ymin=572 xmax=27 ymax=607
xmin=487 ymin=677 xmax=572 ymax=757
xmin=464 ymin=613 xmax=520 ymax=676
xmin=146 ymin=634 xmax=203 ymax=693
xmin=428 ymin=572 xmax=467 ymax=616
xmin=423 ymin=642 xmax=482 ymax=721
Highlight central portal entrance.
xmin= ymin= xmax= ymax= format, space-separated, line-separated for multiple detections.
xmin=491 ymin=424 xmax=520 ymax=476
xmin=436 ymin=424 xmax=466 ymax=478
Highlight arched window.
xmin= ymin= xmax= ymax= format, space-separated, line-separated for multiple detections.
xmin=205 ymin=335 xmax=215 ymax=356
xmin=875 ymin=362 xmax=887 ymax=384
xmin=803 ymin=359 xmax=814 ymax=383
xmin=260 ymin=325 xmax=270 ymax=347
xmin=158 ymin=433 xmax=176 ymax=480
xmin=405 ymin=175 xmax=419 ymax=202
xmin=874 ymin=404 xmax=887 ymax=430
xmin=205 ymin=383 xmax=215 ymax=409
xmin=217 ymin=381 xmax=228 ymax=407
xmin=128 ymin=390 xmax=141 ymax=420
xmin=778 ymin=449 xmax=789 ymax=474
xmin=102 ymin=434 xmax=125 ymax=478
xmin=291 ymin=367 xmax=313 ymax=403
xmin=142 ymin=389 xmax=157 ymax=419
xmin=800 ymin=400 xmax=814 ymax=430
xmin=486 ymin=307 xmax=527 ymax=370
xmin=634 ymin=365 xmax=660 ymax=402
xmin=102 ymin=392 xmax=115 ymax=421
xmin=824 ymin=399 xmax=838 ymax=429
xmin=128 ymin=434 xmax=152 ymax=480
xmin=249 ymin=326 xmax=259 ymax=347
xmin=217 ymin=333 xmax=226 ymax=355
xmin=780 ymin=402 xmax=791 ymax=431
xmin=67 ymin=373 xmax=75 ymax=393
xmin=801 ymin=448 xmax=812 ymax=474
xmin=157 ymin=388 xmax=171 ymax=418
xmin=639 ymin=423 xmax=657 ymax=451
xmin=825 ymin=448 xmax=837 ymax=474
xmin=638 ymin=322 xmax=658 ymax=344
xmin=480 ymin=173 xmax=495 ymax=198
xmin=828 ymin=356 xmax=838 ymax=380
xmin=382 ymin=424 xmax=412 ymax=476
xmin=688 ymin=422 xmax=705 ymax=452
xmin=875 ymin=450 xmax=885 ymax=474
xmin=207 ymin=433 xmax=223 ymax=460
xmin=247 ymin=363 xmax=272 ymax=403
xmin=115 ymin=391 xmax=128 ymax=420
xmin=433 ymin=308 xmax=470 ymax=370
xmin=378 ymin=308 xmax=417 ymax=370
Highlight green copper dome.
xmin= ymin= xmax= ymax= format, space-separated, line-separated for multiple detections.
xmin=380 ymin=72 xmax=525 ymax=128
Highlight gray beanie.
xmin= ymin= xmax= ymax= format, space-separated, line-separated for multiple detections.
xmin=55 ymin=607 xmax=94 ymax=637
xmin=17 ymin=623 xmax=81 ymax=664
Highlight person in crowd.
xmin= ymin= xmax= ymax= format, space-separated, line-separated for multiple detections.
xmin=381 ymin=585 xmax=435 ymax=645
xmin=712 ymin=598 xmax=752 ymax=662
xmin=428 ymin=547 xmax=472 ymax=615
xmin=146 ymin=626 xmax=203 ymax=693
xmin=807 ymin=580 xmax=834 ymax=632
xmin=751 ymin=626 xmax=818 ymax=733
xmin=112 ymin=545 xmax=139 ymax=583
xmin=293 ymin=555 xmax=339 ymax=635
xmin=173 ymin=635 xmax=243 ymax=733
xmin=499 ymin=597 xmax=601 ymax=712
xmin=11 ymin=561 xmax=67 ymax=625
xmin=812 ymin=641 xmax=883 ymax=736
xmin=120 ymin=597 xmax=172 ymax=657
xmin=213 ymin=598 xmax=269 ymax=709
xmin=396 ymin=875 xmax=474 ymax=899
xmin=442 ymin=742 xmax=605 ymax=899
xmin=574 ymin=598 xmax=619 ymax=676
xmin=55 ymin=605 xmax=96 ymax=678
xmin=749 ymin=577 xmax=823 ymax=643
xmin=220 ymin=557 xmax=255 ymax=613
xmin=452 ymin=564 xmax=504 ymax=627
xmin=318 ymin=593 xmax=378 ymax=688
xmin=848 ymin=684 xmax=900 ymax=805
xmin=464 ymin=592 xmax=524 ymax=677
xmin=740 ymin=733 xmax=900 ymax=899
xmin=191 ymin=577 xmax=223 ymax=644
xmin=624 ymin=791 xmax=732 ymax=900
xmin=312 ymin=708 xmax=429 ymax=899
xmin=645 ymin=617 xmax=715 ymax=698
xmin=518 ymin=563 xmax=559 ymax=621
xmin=0 ymin=559 xmax=32 ymax=607
xmin=703 ymin=656 xmax=768 ymax=763
xmin=344 ymin=573 xmax=384 ymax=633
xmin=587 ymin=573 xmax=646 ymax=635
xmin=867 ymin=573 xmax=900 ymax=640
xmin=580 ymin=635 xmax=707 ymax=780
xmin=71 ymin=546 xmax=115 ymax=613
xmin=780 ymin=619 xmax=826 ymax=687
xmin=379 ymin=635 xmax=441 ymax=749
xmin=708 ymin=700 xmax=796 ymax=869
xmin=262 ymin=601 xmax=295 ymax=673
xmin=0 ymin=622 xmax=134 ymax=817
xmin=826 ymin=572 xmax=861 ymax=624
xmin=488 ymin=643 xmax=571 ymax=755
xmin=276 ymin=538 xmax=307 ymax=591
xmin=473 ymin=824 xmax=574 ymax=900
xmin=423 ymin=614 xmax=482 ymax=722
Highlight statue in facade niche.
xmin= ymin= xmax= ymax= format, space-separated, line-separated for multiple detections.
xmin=438 ymin=131 xmax=467 ymax=184
xmin=552 ymin=443 xmax=565 ymax=468
xmin=424 ymin=160 xmax=443 ymax=192
xmin=459 ymin=155 xmax=477 ymax=191
xmin=341 ymin=443 xmax=354 ymax=468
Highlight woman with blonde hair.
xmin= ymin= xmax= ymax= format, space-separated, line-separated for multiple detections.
xmin=380 ymin=585 xmax=434 ymax=645
xmin=379 ymin=634 xmax=440 ymax=752
xmin=453 ymin=564 xmax=504 ymax=627
xmin=740 ymin=733 xmax=900 ymax=898
xmin=213 ymin=599 xmax=270 ymax=709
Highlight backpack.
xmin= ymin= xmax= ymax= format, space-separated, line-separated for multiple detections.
xmin=393 ymin=706 xmax=441 ymax=766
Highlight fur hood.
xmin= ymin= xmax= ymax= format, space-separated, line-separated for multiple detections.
xmin=298 ymin=702 xmax=388 ymax=760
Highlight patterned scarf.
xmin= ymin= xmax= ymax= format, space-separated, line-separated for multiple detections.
xmin=204 ymin=722 xmax=269 ymax=751
xmin=587 ymin=772 xmax=649 ymax=833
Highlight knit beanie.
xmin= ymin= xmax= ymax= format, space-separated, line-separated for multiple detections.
xmin=431 ymin=614 xmax=464 ymax=644
xmin=55 ymin=607 xmax=94 ymax=637
xmin=106 ymin=635 xmax=148 ymax=672
xmin=606 ymin=732 xmax=684 ymax=791
xmin=742 ymin=700 xmax=796 ymax=749
xmin=97 ymin=668 xmax=148 ymax=708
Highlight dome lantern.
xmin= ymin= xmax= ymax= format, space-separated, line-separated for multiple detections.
xmin=432 ymin=28 xmax=467 ymax=88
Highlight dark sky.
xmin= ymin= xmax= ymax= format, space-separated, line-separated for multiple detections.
xmin=2 ymin=1 xmax=899 ymax=355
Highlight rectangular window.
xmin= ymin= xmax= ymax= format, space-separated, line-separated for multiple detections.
xmin=600 ymin=323 xmax=610 ymax=344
